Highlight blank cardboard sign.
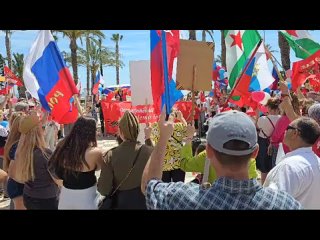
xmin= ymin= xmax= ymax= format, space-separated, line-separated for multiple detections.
xmin=176 ymin=40 xmax=214 ymax=91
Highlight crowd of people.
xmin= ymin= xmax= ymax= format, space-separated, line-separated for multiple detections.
xmin=0 ymin=79 xmax=320 ymax=210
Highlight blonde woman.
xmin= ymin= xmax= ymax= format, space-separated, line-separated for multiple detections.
xmin=3 ymin=114 xmax=25 ymax=209
xmin=13 ymin=115 xmax=59 ymax=209
xmin=3 ymin=112 xmax=24 ymax=171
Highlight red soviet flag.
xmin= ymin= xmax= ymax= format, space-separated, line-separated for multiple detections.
xmin=291 ymin=50 xmax=320 ymax=91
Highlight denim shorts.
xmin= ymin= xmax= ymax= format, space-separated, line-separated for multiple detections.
xmin=7 ymin=177 xmax=24 ymax=199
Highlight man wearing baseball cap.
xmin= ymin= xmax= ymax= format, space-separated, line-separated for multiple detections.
xmin=141 ymin=109 xmax=301 ymax=209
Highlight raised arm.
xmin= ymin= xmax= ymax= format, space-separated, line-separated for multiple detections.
xmin=141 ymin=106 xmax=174 ymax=195
xmin=279 ymin=82 xmax=299 ymax=122
xmin=176 ymin=110 xmax=187 ymax=126
xmin=0 ymin=94 xmax=9 ymax=110
xmin=144 ymin=123 xmax=154 ymax=147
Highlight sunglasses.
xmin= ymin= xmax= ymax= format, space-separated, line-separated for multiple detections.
xmin=286 ymin=125 xmax=300 ymax=131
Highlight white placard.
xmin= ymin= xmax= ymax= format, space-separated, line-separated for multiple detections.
xmin=129 ymin=60 xmax=153 ymax=106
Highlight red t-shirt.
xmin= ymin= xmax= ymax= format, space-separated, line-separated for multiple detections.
xmin=312 ymin=138 xmax=320 ymax=157
xmin=271 ymin=115 xmax=291 ymax=153
xmin=194 ymin=107 xmax=200 ymax=120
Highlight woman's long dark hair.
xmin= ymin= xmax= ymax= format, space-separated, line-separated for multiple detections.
xmin=49 ymin=117 xmax=97 ymax=175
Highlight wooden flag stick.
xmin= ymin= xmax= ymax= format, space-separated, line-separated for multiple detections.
xmin=269 ymin=51 xmax=284 ymax=70
xmin=264 ymin=43 xmax=293 ymax=100
xmin=296 ymin=43 xmax=313 ymax=56
xmin=145 ymin=98 xmax=149 ymax=125
xmin=280 ymin=31 xmax=313 ymax=56
xmin=264 ymin=43 xmax=285 ymax=83
xmin=191 ymin=65 xmax=196 ymax=126
xmin=223 ymin=39 xmax=263 ymax=109
xmin=74 ymin=94 xmax=83 ymax=116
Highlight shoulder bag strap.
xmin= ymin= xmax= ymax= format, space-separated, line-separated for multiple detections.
xmin=265 ymin=116 xmax=275 ymax=130
xmin=110 ymin=145 xmax=143 ymax=196
xmin=260 ymin=116 xmax=276 ymax=138
xmin=171 ymin=135 xmax=183 ymax=146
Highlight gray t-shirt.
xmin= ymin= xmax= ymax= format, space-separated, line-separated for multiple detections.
xmin=23 ymin=148 xmax=58 ymax=199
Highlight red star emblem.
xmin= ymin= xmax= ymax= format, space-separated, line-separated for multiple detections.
xmin=230 ymin=31 xmax=243 ymax=50
xmin=286 ymin=30 xmax=298 ymax=37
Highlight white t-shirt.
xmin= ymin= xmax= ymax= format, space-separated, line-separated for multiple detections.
xmin=0 ymin=125 xmax=8 ymax=137
xmin=264 ymin=147 xmax=320 ymax=209
xmin=204 ymin=97 xmax=212 ymax=113
xmin=257 ymin=115 xmax=281 ymax=138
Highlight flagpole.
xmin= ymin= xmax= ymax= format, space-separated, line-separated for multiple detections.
xmin=223 ymin=39 xmax=263 ymax=108
xmin=145 ymin=98 xmax=149 ymax=125
xmin=295 ymin=42 xmax=312 ymax=56
xmin=191 ymin=65 xmax=196 ymax=126
xmin=74 ymin=95 xmax=83 ymax=116
xmin=264 ymin=42 xmax=285 ymax=82
xmin=280 ymin=31 xmax=313 ymax=56
xmin=161 ymin=30 xmax=170 ymax=117
xmin=269 ymin=51 xmax=284 ymax=70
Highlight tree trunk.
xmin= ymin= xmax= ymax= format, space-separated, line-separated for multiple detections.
xmin=70 ymin=38 xmax=79 ymax=84
xmin=99 ymin=39 xmax=103 ymax=77
xmin=116 ymin=41 xmax=120 ymax=85
xmin=278 ymin=32 xmax=291 ymax=71
xmin=86 ymin=36 xmax=90 ymax=96
xmin=201 ymin=31 xmax=206 ymax=42
xmin=91 ymin=68 xmax=95 ymax=94
xmin=221 ymin=30 xmax=226 ymax=68
xmin=86 ymin=64 xmax=90 ymax=96
xmin=189 ymin=30 xmax=196 ymax=40
xmin=5 ymin=31 xmax=12 ymax=69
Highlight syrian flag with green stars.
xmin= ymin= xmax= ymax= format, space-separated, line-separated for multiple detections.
xmin=280 ymin=30 xmax=320 ymax=59
xmin=224 ymin=30 xmax=261 ymax=89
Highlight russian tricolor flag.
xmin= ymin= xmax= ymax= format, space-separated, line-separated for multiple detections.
xmin=248 ymin=44 xmax=274 ymax=92
xmin=92 ymin=71 xmax=103 ymax=95
xmin=150 ymin=30 xmax=183 ymax=115
xmin=270 ymin=67 xmax=280 ymax=90
xmin=23 ymin=30 xmax=79 ymax=124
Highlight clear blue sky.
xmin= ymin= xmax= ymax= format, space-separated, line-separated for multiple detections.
xmin=1 ymin=30 xmax=320 ymax=92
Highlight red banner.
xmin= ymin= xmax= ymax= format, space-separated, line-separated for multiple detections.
xmin=174 ymin=101 xmax=193 ymax=121
xmin=101 ymin=101 xmax=158 ymax=134
xmin=101 ymin=100 xmax=195 ymax=134
xmin=292 ymin=50 xmax=320 ymax=91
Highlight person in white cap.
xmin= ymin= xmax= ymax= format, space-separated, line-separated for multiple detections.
xmin=141 ymin=108 xmax=301 ymax=209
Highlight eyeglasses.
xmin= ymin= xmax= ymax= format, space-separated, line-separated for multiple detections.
xmin=286 ymin=125 xmax=300 ymax=131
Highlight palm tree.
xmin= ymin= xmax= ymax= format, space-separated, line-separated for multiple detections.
xmin=1 ymin=30 xmax=13 ymax=69
xmin=265 ymin=43 xmax=278 ymax=54
xmin=278 ymin=31 xmax=291 ymax=71
xmin=111 ymin=34 xmax=123 ymax=85
xmin=221 ymin=30 xmax=226 ymax=68
xmin=60 ymin=51 xmax=72 ymax=67
xmin=202 ymin=31 xmax=206 ymax=41
xmin=215 ymin=55 xmax=222 ymax=64
xmin=201 ymin=30 xmax=215 ymax=72
xmin=78 ymin=40 xmax=118 ymax=94
xmin=188 ymin=30 xmax=196 ymax=40
xmin=0 ymin=54 xmax=6 ymax=73
xmin=85 ymin=32 xmax=105 ymax=96
xmin=12 ymin=53 xmax=26 ymax=98
xmin=59 ymin=30 xmax=105 ymax=84
xmin=201 ymin=30 xmax=214 ymax=42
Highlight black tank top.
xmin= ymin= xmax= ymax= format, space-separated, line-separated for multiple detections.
xmin=57 ymin=167 xmax=97 ymax=190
